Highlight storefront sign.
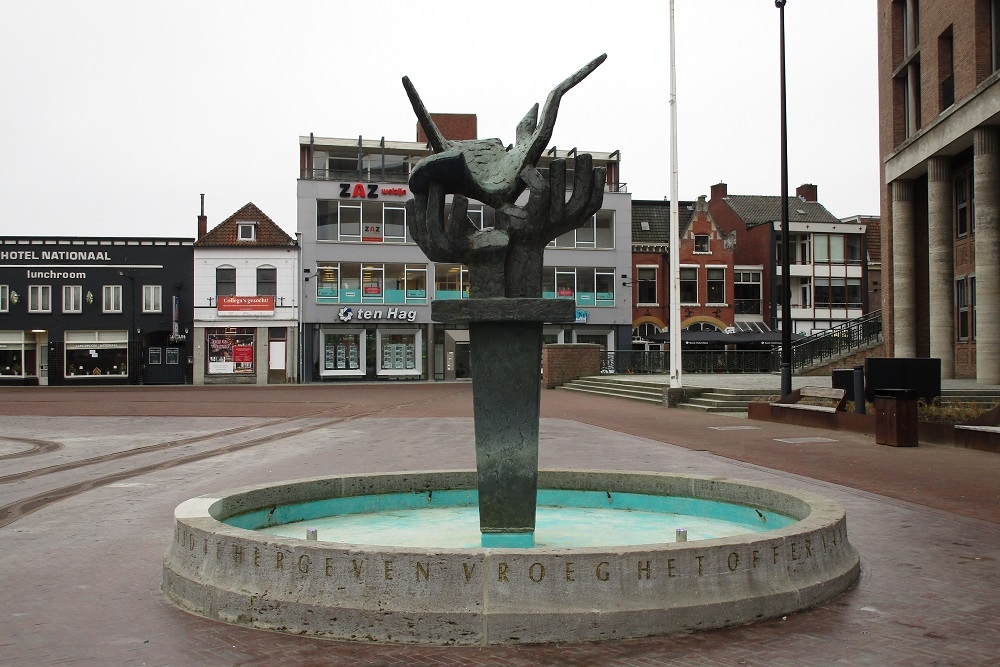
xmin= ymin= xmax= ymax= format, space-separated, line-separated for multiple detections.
xmin=338 ymin=306 xmax=417 ymax=323
xmin=217 ymin=295 xmax=275 ymax=316
xmin=575 ymin=309 xmax=589 ymax=323
xmin=339 ymin=183 xmax=409 ymax=199
xmin=1 ymin=250 xmax=111 ymax=261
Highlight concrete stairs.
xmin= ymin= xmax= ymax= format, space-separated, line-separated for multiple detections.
xmin=676 ymin=388 xmax=777 ymax=413
xmin=939 ymin=388 xmax=1000 ymax=406
xmin=558 ymin=377 xmax=665 ymax=404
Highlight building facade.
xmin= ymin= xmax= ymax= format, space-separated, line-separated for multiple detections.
xmin=0 ymin=237 xmax=193 ymax=385
xmin=297 ymin=123 xmax=632 ymax=381
xmin=193 ymin=202 xmax=300 ymax=385
xmin=709 ymin=182 xmax=870 ymax=336
xmin=878 ymin=0 xmax=1000 ymax=381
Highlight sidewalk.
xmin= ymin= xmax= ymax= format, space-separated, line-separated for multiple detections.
xmin=1 ymin=383 xmax=998 ymax=665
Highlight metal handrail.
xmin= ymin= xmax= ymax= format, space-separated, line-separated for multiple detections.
xmin=789 ymin=310 xmax=882 ymax=370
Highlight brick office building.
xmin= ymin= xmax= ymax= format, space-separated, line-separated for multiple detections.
xmin=878 ymin=0 xmax=1000 ymax=381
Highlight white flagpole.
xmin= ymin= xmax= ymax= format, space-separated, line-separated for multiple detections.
xmin=669 ymin=0 xmax=683 ymax=389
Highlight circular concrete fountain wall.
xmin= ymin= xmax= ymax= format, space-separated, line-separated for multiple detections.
xmin=162 ymin=470 xmax=860 ymax=645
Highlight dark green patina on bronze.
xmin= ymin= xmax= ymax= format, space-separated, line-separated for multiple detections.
xmin=402 ymin=55 xmax=607 ymax=545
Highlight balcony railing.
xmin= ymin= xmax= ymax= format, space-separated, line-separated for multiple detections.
xmin=734 ymin=299 xmax=762 ymax=315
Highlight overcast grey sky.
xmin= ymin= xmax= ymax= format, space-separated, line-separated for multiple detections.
xmin=0 ymin=0 xmax=878 ymax=238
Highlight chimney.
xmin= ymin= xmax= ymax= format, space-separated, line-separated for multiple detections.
xmin=416 ymin=113 xmax=478 ymax=143
xmin=796 ymin=183 xmax=817 ymax=202
xmin=710 ymin=182 xmax=728 ymax=201
xmin=197 ymin=194 xmax=207 ymax=239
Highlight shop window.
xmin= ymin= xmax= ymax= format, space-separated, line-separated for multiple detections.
xmin=0 ymin=285 xmax=8 ymax=312
xmin=637 ymin=267 xmax=657 ymax=305
xmin=339 ymin=263 xmax=362 ymax=303
xmin=29 ymin=285 xmax=52 ymax=313
xmin=679 ymin=267 xmax=698 ymax=304
xmin=102 ymin=285 xmax=122 ymax=313
xmin=143 ymin=285 xmax=162 ymax=313
xmin=216 ymin=267 xmax=236 ymax=296
xmin=377 ymin=329 xmax=420 ymax=376
xmin=257 ymin=266 xmax=277 ymax=296
xmin=64 ymin=330 xmax=128 ymax=378
xmin=576 ymin=268 xmax=596 ymax=306
xmin=322 ymin=330 xmax=365 ymax=376
xmin=707 ymin=268 xmax=726 ymax=304
xmin=63 ymin=285 xmax=82 ymax=313
xmin=318 ymin=200 xmax=414 ymax=243
xmin=207 ymin=329 xmax=255 ymax=374
xmin=694 ymin=235 xmax=710 ymax=253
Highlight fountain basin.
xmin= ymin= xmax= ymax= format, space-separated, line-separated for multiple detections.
xmin=162 ymin=470 xmax=860 ymax=645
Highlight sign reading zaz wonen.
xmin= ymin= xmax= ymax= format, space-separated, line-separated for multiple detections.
xmin=217 ymin=296 xmax=275 ymax=316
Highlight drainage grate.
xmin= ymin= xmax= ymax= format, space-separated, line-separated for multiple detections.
xmin=774 ymin=437 xmax=838 ymax=444
xmin=709 ymin=426 xmax=761 ymax=431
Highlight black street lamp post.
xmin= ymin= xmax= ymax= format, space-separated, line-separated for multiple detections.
xmin=777 ymin=0 xmax=792 ymax=398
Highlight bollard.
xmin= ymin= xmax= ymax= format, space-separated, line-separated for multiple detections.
xmin=676 ymin=528 xmax=687 ymax=542
xmin=306 ymin=528 xmax=318 ymax=540
xmin=853 ymin=366 xmax=866 ymax=415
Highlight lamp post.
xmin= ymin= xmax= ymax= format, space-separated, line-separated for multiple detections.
xmin=776 ymin=0 xmax=792 ymax=398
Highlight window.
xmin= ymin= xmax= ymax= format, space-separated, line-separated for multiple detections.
xmin=550 ymin=210 xmax=615 ymax=249
xmin=680 ymin=267 xmax=698 ymax=304
xmin=434 ymin=264 xmax=469 ymax=299
xmin=637 ymin=267 xmax=658 ymax=305
xmin=257 ymin=266 xmax=277 ymax=296
xmin=317 ymin=200 xmax=413 ymax=243
xmin=847 ymin=236 xmax=863 ymax=263
xmin=694 ymin=235 xmax=710 ymax=253
xmin=102 ymin=285 xmax=122 ymax=313
xmin=0 ymin=285 xmax=8 ymax=312
xmin=143 ymin=285 xmax=162 ymax=313
xmin=734 ymin=271 xmax=762 ymax=314
xmin=237 ymin=223 xmax=256 ymax=241
xmin=362 ymin=264 xmax=384 ymax=303
xmin=706 ymin=268 xmax=726 ymax=304
xmin=993 ymin=0 xmax=1000 ymax=72
xmin=28 ymin=285 xmax=52 ymax=313
xmin=957 ymin=277 xmax=970 ymax=340
xmin=216 ymin=267 xmax=236 ymax=296
xmin=955 ymin=168 xmax=974 ymax=237
xmin=939 ymin=27 xmax=954 ymax=111
xmin=62 ymin=285 xmax=82 ymax=313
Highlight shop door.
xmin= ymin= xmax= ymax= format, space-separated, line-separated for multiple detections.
xmin=268 ymin=340 xmax=286 ymax=384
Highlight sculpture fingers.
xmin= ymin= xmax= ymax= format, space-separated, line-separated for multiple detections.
xmin=402 ymin=76 xmax=449 ymax=153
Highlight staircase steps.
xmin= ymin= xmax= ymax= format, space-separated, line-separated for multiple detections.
xmin=677 ymin=388 xmax=775 ymax=414
xmin=558 ymin=377 xmax=665 ymax=404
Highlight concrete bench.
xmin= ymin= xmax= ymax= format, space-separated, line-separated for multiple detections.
xmin=771 ymin=387 xmax=847 ymax=414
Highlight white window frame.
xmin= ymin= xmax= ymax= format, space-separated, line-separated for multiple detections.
xmin=29 ymin=285 xmax=52 ymax=313
xmin=636 ymin=265 xmax=658 ymax=306
xmin=679 ymin=266 xmax=699 ymax=305
xmin=103 ymin=284 xmax=123 ymax=313
xmin=694 ymin=234 xmax=711 ymax=254
xmin=237 ymin=223 xmax=256 ymax=241
xmin=706 ymin=267 xmax=727 ymax=305
xmin=143 ymin=284 xmax=162 ymax=313
xmin=63 ymin=285 xmax=83 ymax=313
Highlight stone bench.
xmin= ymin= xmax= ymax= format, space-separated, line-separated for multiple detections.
xmin=771 ymin=387 xmax=847 ymax=414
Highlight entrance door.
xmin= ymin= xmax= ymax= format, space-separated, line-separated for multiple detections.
xmin=268 ymin=340 xmax=286 ymax=384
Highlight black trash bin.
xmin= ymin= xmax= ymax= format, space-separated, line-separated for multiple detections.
xmin=875 ymin=388 xmax=918 ymax=447
xmin=831 ymin=368 xmax=855 ymax=402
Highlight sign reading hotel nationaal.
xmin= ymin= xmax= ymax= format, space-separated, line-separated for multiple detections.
xmin=217 ymin=295 xmax=275 ymax=316
xmin=1 ymin=250 xmax=112 ymax=261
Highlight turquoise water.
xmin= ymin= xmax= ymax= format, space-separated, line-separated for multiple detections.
xmin=227 ymin=490 xmax=796 ymax=548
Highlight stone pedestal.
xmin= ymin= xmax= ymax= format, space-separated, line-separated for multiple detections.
xmin=432 ymin=298 xmax=575 ymax=547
